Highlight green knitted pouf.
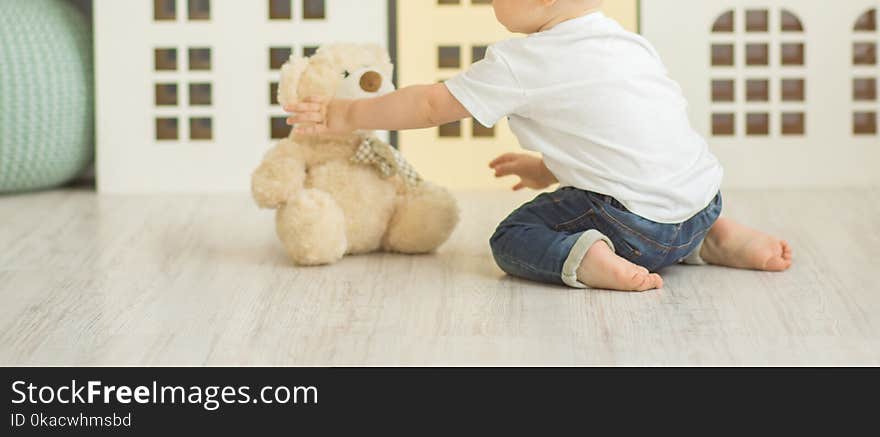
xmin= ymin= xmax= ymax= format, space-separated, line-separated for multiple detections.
xmin=0 ymin=0 xmax=94 ymax=194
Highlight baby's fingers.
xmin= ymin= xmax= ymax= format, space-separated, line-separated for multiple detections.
xmin=489 ymin=153 xmax=519 ymax=168
xmin=302 ymin=96 xmax=330 ymax=104
xmin=286 ymin=112 xmax=324 ymax=125
xmin=493 ymin=163 xmax=518 ymax=178
xmin=284 ymin=102 xmax=324 ymax=113
xmin=294 ymin=124 xmax=326 ymax=136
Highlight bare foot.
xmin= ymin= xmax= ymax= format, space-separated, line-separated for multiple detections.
xmin=577 ymin=241 xmax=663 ymax=292
xmin=700 ymin=218 xmax=793 ymax=272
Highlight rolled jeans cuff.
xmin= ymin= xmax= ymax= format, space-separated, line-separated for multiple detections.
xmin=561 ymin=229 xmax=615 ymax=289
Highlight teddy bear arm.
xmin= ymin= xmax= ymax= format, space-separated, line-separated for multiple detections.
xmin=251 ymin=144 xmax=308 ymax=210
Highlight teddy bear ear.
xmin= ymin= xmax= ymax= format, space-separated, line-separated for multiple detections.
xmin=278 ymin=56 xmax=310 ymax=107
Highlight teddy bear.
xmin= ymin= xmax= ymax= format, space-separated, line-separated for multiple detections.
xmin=251 ymin=43 xmax=460 ymax=266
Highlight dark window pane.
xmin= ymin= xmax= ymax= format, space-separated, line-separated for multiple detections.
xmin=438 ymin=46 xmax=461 ymax=69
xmin=270 ymin=47 xmax=292 ymax=70
xmin=439 ymin=121 xmax=461 ymax=137
xmin=188 ymin=0 xmax=210 ymax=20
xmin=712 ymin=113 xmax=735 ymax=136
xmin=155 ymin=48 xmax=177 ymax=71
xmin=781 ymin=43 xmax=804 ymax=66
xmin=154 ymin=0 xmax=176 ymax=20
xmin=472 ymin=45 xmax=488 ymax=63
xmin=189 ymin=47 xmax=212 ymax=70
xmin=712 ymin=79 xmax=735 ymax=102
xmin=156 ymin=118 xmax=179 ymax=141
xmin=781 ymin=10 xmax=803 ymax=32
xmin=781 ymin=113 xmax=805 ymax=135
xmin=271 ymin=117 xmax=291 ymax=139
xmin=712 ymin=44 xmax=734 ymax=66
xmin=746 ymin=44 xmax=769 ymax=66
xmin=303 ymin=0 xmax=325 ymax=19
xmin=781 ymin=79 xmax=805 ymax=101
xmin=854 ymin=43 xmax=877 ymax=65
xmin=190 ymin=117 xmax=213 ymax=140
xmin=854 ymin=78 xmax=877 ymax=101
xmin=270 ymin=82 xmax=279 ymax=105
xmin=746 ymin=10 xmax=768 ymax=32
xmin=854 ymin=112 xmax=877 ymax=135
xmin=746 ymin=79 xmax=769 ymax=101
xmin=269 ymin=0 xmax=291 ymax=19
xmin=437 ymin=0 xmax=460 ymax=4
xmin=712 ymin=11 xmax=734 ymax=32
xmin=155 ymin=83 xmax=178 ymax=106
xmin=472 ymin=119 xmax=494 ymax=137
xmin=854 ymin=9 xmax=876 ymax=31
xmin=746 ymin=113 xmax=770 ymax=136
xmin=303 ymin=46 xmax=319 ymax=57
xmin=189 ymin=83 xmax=212 ymax=106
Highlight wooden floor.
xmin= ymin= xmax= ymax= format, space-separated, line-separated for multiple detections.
xmin=1 ymin=188 xmax=878 ymax=366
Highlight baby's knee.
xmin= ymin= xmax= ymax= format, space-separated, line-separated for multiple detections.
xmin=488 ymin=228 xmax=519 ymax=277
xmin=489 ymin=224 xmax=528 ymax=276
xmin=489 ymin=224 xmax=511 ymax=257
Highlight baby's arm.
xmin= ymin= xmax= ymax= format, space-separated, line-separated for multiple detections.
xmin=285 ymin=83 xmax=470 ymax=135
xmin=489 ymin=153 xmax=558 ymax=191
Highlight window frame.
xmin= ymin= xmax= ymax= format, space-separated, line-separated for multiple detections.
xmin=709 ymin=8 xmax=807 ymax=138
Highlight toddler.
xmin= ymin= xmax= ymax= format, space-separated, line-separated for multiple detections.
xmin=286 ymin=0 xmax=793 ymax=292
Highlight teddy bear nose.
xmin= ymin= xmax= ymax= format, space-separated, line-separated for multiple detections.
xmin=359 ymin=71 xmax=383 ymax=93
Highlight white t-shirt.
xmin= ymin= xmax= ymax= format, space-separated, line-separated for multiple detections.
xmin=445 ymin=12 xmax=723 ymax=224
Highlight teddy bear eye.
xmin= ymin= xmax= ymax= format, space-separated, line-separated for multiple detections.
xmin=342 ymin=70 xmax=350 ymax=79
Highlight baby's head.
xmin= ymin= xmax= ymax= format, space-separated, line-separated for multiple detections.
xmin=492 ymin=0 xmax=603 ymax=34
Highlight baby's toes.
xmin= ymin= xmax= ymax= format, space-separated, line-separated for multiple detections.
xmin=764 ymin=240 xmax=793 ymax=271
xmin=627 ymin=271 xmax=663 ymax=292
xmin=782 ymin=241 xmax=793 ymax=260
xmin=648 ymin=273 xmax=664 ymax=290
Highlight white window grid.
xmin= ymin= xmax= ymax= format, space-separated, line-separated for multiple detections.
xmin=152 ymin=45 xmax=215 ymax=142
xmin=153 ymin=0 xmax=213 ymax=23
xmin=266 ymin=0 xmax=328 ymax=21
xmin=853 ymin=8 xmax=880 ymax=136
xmin=709 ymin=8 xmax=807 ymax=138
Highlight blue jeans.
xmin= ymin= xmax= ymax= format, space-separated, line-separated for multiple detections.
xmin=489 ymin=188 xmax=723 ymax=288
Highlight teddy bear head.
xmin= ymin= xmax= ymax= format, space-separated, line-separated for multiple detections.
xmin=277 ymin=43 xmax=395 ymax=110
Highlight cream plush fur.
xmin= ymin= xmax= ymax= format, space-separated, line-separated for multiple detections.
xmin=252 ymin=44 xmax=460 ymax=266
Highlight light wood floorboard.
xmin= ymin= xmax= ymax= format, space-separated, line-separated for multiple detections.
xmin=0 ymin=188 xmax=878 ymax=366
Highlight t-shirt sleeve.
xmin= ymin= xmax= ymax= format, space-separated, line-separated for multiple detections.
xmin=444 ymin=46 xmax=526 ymax=128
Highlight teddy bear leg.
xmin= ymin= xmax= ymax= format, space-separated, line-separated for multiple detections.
xmin=384 ymin=184 xmax=460 ymax=254
xmin=276 ymin=189 xmax=348 ymax=266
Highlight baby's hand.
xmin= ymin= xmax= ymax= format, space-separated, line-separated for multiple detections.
xmin=285 ymin=97 xmax=354 ymax=136
xmin=489 ymin=153 xmax=558 ymax=191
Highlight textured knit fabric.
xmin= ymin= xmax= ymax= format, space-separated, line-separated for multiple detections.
xmin=0 ymin=0 xmax=94 ymax=193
